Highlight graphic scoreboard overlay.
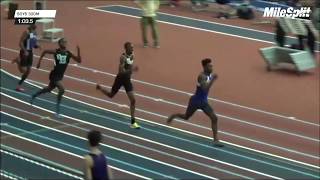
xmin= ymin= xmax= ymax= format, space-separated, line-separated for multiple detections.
xmin=14 ymin=10 xmax=56 ymax=25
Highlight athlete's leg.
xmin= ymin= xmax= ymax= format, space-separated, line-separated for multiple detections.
xmin=96 ymin=84 xmax=111 ymax=97
xmin=202 ymin=103 xmax=223 ymax=146
xmin=124 ymin=79 xmax=140 ymax=128
xmin=12 ymin=57 xmax=25 ymax=73
xmin=13 ymin=50 xmax=24 ymax=67
xmin=16 ymin=66 xmax=31 ymax=91
xmin=167 ymin=113 xmax=187 ymax=123
xmin=16 ymin=51 xmax=33 ymax=91
xmin=167 ymin=97 xmax=197 ymax=123
xmin=150 ymin=16 xmax=159 ymax=47
xmin=140 ymin=16 xmax=149 ymax=47
xmin=55 ymin=81 xmax=65 ymax=115
xmin=31 ymin=81 xmax=56 ymax=104
xmin=17 ymin=63 xmax=25 ymax=74
xmin=18 ymin=66 xmax=30 ymax=84
xmin=96 ymin=76 xmax=122 ymax=98
xmin=126 ymin=91 xmax=137 ymax=124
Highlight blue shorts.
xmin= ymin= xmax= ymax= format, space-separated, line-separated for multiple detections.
xmin=185 ymin=96 xmax=213 ymax=118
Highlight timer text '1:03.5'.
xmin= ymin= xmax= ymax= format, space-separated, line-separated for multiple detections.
xmin=15 ymin=18 xmax=36 ymax=25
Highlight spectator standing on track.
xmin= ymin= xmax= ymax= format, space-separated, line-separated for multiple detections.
xmin=84 ymin=130 xmax=113 ymax=180
xmin=12 ymin=24 xmax=41 ymax=92
xmin=136 ymin=0 xmax=160 ymax=48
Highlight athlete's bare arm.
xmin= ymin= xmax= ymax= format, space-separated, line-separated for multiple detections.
xmin=37 ymin=49 xmax=56 ymax=68
xmin=198 ymin=73 xmax=217 ymax=91
xmin=70 ymin=46 xmax=82 ymax=63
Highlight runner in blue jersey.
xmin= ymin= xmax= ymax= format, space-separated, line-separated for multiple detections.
xmin=167 ymin=58 xmax=223 ymax=147
xmin=12 ymin=24 xmax=41 ymax=92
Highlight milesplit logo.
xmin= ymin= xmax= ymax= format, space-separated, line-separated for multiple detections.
xmin=263 ymin=7 xmax=311 ymax=18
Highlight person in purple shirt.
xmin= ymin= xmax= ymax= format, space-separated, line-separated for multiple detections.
xmin=84 ymin=130 xmax=112 ymax=180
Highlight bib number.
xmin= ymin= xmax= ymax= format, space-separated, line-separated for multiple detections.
xmin=56 ymin=54 xmax=67 ymax=64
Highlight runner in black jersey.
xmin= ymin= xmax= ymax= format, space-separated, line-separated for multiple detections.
xmin=96 ymin=42 xmax=140 ymax=129
xmin=12 ymin=24 xmax=41 ymax=92
xmin=31 ymin=38 xmax=81 ymax=117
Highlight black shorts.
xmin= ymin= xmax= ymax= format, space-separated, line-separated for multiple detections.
xmin=19 ymin=49 xmax=33 ymax=67
xmin=185 ymin=96 xmax=213 ymax=119
xmin=49 ymin=71 xmax=63 ymax=87
xmin=111 ymin=75 xmax=133 ymax=94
